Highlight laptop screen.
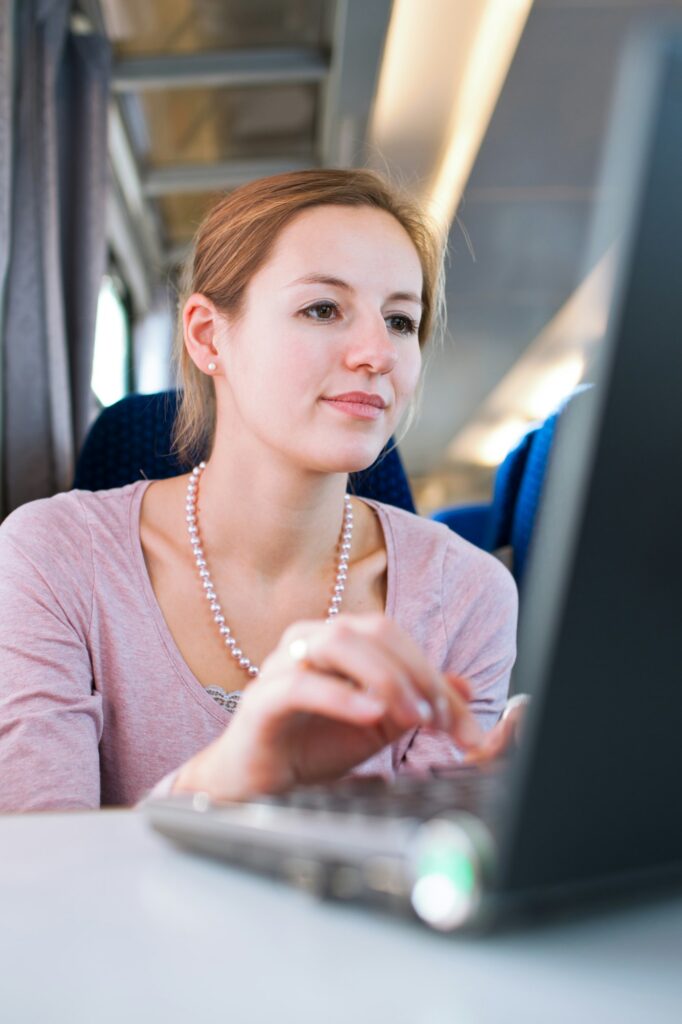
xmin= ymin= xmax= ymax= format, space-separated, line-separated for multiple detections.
xmin=497 ymin=24 xmax=682 ymax=899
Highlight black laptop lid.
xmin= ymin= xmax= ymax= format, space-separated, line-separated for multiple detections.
xmin=496 ymin=25 xmax=682 ymax=901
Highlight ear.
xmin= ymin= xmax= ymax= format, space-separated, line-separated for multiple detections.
xmin=183 ymin=292 xmax=225 ymax=376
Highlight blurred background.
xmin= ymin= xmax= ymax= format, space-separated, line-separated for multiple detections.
xmin=9 ymin=0 xmax=682 ymax=512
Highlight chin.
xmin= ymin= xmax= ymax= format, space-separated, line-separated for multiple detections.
xmin=310 ymin=438 xmax=390 ymax=475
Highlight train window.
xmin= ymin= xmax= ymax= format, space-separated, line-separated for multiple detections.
xmin=91 ymin=274 xmax=131 ymax=407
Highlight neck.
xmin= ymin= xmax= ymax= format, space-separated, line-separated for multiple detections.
xmin=194 ymin=433 xmax=351 ymax=584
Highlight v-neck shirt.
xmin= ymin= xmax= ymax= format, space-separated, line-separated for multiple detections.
xmin=0 ymin=481 xmax=517 ymax=811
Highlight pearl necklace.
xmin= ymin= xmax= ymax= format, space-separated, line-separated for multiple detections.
xmin=186 ymin=462 xmax=353 ymax=705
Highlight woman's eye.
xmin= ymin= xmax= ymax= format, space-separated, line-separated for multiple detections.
xmin=386 ymin=314 xmax=418 ymax=335
xmin=302 ymin=302 xmax=338 ymax=321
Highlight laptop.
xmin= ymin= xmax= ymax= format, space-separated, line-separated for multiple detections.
xmin=147 ymin=24 xmax=682 ymax=932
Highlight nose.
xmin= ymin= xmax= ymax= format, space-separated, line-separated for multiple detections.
xmin=344 ymin=312 xmax=397 ymax=375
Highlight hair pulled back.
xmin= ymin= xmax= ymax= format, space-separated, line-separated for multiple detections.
xmin=173 ymin=168 xmax=446 ymax=466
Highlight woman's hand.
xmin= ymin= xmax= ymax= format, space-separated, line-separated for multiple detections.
xmin=173 ymin=613 xmax=485 ymax=801
xmin=463 ymin=693 xmax=530 ymax=765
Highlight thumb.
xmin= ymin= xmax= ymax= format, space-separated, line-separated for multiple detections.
xmin=444 ymin=671 xmax=472 ymax=702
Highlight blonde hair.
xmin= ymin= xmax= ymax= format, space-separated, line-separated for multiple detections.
xmin=172 ymin=168 xmax=446 ymax=466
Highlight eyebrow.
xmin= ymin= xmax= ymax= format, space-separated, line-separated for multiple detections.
xmin=287 ymin=273 xmax=423 ymax=308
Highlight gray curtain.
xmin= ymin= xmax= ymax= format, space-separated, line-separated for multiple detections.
xmin=0 ymin=0 xmax=111 ymax=518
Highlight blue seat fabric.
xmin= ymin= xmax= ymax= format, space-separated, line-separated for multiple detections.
xmin=431 ymin=391 xmax=591 ymax=586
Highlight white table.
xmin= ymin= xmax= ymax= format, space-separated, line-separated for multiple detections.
xmin=1 ymin=810 xmax=681 ymax=1024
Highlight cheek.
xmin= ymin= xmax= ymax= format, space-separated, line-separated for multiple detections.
xmin=249 ymin=333 xmax=326 ymax=409
xmin=230 ymin=324 xmax=299 ymax=387
xmin=395 ymin=347 xmax=422 ymax=402
xmin=279 ymin=330 xmax=334 ymax=385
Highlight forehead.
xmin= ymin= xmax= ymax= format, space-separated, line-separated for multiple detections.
xmin=257 ymin=204 xmax=423 ymax=289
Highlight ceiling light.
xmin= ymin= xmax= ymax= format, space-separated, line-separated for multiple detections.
xmin=428 ymin=0 xmax=534 ymax=230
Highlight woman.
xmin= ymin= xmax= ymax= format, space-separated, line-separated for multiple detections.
xmin=0 ymin=170 xmax=517 ymax=812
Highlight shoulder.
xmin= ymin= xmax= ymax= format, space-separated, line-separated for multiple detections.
xmin=363 ymin=496 xmax=451 ymax=563
xmin=1 ymin=489 xmax=88 ymax=554
xmin=0 ymin=481 xmax=147 ymax=574
xmin=365 ymin=498 xmax=516 ymax=607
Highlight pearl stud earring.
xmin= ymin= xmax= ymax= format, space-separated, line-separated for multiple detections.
xmin=207 ymin=362 xmax=217 ymax=372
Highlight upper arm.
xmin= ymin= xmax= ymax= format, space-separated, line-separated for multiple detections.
xmin=441 ymin=541 xmax=519 ymax=729
xmin=0 ymin=502 xmax=102 ymax=812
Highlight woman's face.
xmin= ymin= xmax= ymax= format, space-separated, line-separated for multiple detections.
xmin=213 ymin=204 xmax=424 ymax=474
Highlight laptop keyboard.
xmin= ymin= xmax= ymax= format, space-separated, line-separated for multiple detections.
xmin=147 ymin=763 xmax=509 ymax=929
xmin=242 ymin=763 xmax=506 ymax=824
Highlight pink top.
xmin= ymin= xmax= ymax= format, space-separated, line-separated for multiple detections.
xmin=0 ymin=482 xmax=517 ymax=813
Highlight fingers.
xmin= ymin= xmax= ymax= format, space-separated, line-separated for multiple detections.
xmin=253 ymin=668 xmax=388 ymax=726
xmin=284 ymin=625 xmax=436 ymax=731
xmin=440 ymin=672 xmax=483 ymax=748
xmin=462 ymin=715 xmax=516 ymax=766
xmin=268 ymin=615 xmax=483 ymax=749
xmin=278 ymin=617 xmax=431 ymax=732
xmin=348 ymin=617 xmax=483 ymax=747
xmin=346 ymin=614 xmax=448 ymax=713
xmin=445 ymin=672 xmax=472 ymax=702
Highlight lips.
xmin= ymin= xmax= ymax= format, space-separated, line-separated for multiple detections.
xmin=324 ymin=392 xmax=387 ymax=408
